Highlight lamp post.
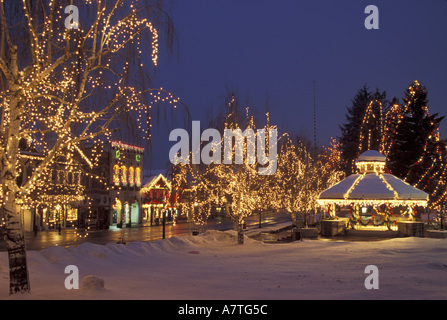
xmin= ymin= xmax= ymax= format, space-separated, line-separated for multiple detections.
xmin=162 ymin=210 xmax=166 ymax=239
xmin=162 ymin=198 xmax=167 ymax=239
xmin=192 ymin=202 xmax=199 ymax=235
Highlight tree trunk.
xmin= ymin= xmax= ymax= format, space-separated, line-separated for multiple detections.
xmin=291 ymin=212 xmax=297 ymax=227
xmin=236 ymin=222 xmax=244 ymax=245
xmin=1 ymin=81 xmax=30 ymax=294
xmin=3 ymin=198 xmax=30 ymax=294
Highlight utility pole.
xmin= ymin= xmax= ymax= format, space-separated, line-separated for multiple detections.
xmin=313 ymin=80 xmax=317 ymax=159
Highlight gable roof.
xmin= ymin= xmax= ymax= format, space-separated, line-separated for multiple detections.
xmin=141 ymin=173 xmax=171 ymax=191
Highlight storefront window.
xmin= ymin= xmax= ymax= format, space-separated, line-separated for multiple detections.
xmin=124 ymin=202 xmax=130 ymax=224
xmin=143 ymin=208 xmax=149 ymax=221
xmin=66 ymin=205 xmax=78 ymax=221
xmin=112 ymin=198 xmax=122 ymax=224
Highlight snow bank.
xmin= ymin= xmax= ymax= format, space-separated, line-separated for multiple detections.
xmin=1 ymin=231 xmax=446 ymax=300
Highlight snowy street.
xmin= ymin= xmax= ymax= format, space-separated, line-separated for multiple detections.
xmin=0 ymin=212 xmax=291 ymax=252
xmin=2 ymin=229 xmax=446 ymax=300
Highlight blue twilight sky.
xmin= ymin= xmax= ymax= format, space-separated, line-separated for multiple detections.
xmin=146 ymin=0 xmax=447 ymax=169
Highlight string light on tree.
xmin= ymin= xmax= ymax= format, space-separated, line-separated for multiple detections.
xmin=0 ymin=0 xmax=188 ymax=294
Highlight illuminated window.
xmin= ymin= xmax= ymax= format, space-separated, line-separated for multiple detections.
xmin=129 ymin=167 xmax=135 ymax=187
xmin=124 ymin=202 xmax=130 ymax=224
xmin=112 ymin=198 xmax=122 ymax=224
xmin=135 ymin=167 xmax=142 ymax=187
xmin=121 ymin=165 xmax=127 ymax=186
xmin=113 ymin=165 xmax=120 ymax=186
xmin=113 ymin=199 xmax=121 ymax=210
xmin=66 ymin=205 xmax=78 ymax=222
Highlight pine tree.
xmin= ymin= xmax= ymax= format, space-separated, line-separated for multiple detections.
xmin=338 ymin=86 xmax=389 ymax=175
xmin=357 ymin=89 xmax=388 ymax=154
xmin=387 ymin=81 xmax=447 ymax=202
xmin=381 ymin=97 xmax=401 ymax=157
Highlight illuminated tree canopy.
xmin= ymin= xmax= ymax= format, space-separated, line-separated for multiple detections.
xmin=0 ymin=0 xmax=183 ymax=294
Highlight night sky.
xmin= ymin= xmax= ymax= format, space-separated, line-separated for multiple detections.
xmin=147 ymin=0 xmax=447 ymax=169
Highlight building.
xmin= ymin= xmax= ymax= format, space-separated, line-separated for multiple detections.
xmin=82 ymin=140 xmax=145 ymax=228
xmin=13 ymin=139 xmax=86 ymax=232
xmin=18 ymin=139 xmax=145 ymax=231
xmin=110 ymin=140 xmax=144 ymax=227
xmin=3 ymin=137 xmax=187 ymax=231
xmin=141 ymin=173 xmax=172 ymax=225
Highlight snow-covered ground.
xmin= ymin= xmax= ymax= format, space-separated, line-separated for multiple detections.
xmin=1 ymin=230 xmax=446 ymax=300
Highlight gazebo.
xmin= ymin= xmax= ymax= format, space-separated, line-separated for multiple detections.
xmin=317 ymin=150 xmax=429 ymax=231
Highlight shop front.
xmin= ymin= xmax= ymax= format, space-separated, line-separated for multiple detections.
xmin=31 ymin=203 xmax=79 ymax=231
xmin=141 ymin=173 xmax=173 ymax=226
xmin=112 ymin=197 xmax=141 ymax=227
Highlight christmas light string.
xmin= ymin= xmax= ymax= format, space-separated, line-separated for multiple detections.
xmin=0 ymin=0 xmax=188 ymax=239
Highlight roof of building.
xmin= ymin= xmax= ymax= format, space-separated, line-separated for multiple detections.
xmin=318 ymin=150 xmax=429 ymax=206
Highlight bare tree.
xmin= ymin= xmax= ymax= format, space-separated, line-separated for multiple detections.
xmin=172 ymin=93 xmax=278 ymax=244
xmin=274 ymin=136 xmax=344 ymax=226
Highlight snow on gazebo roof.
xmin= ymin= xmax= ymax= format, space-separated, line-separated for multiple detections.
xmin=356 ymin=150 xmax=386 ymax=162
xmin=317 ymin=150 xmax=429 ymax=207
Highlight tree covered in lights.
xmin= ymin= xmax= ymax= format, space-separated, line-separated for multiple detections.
xmin=338 ymin=86 xmax=390 ymax=175
xmin=387 ymin=81 xmax=447 ymax=205
xmin=274 ymin=136 xmax=344 ymax=227
xmin=0 ymin=0 xmax=182 ymax=295
xmin=172 ymin=93 xmax=345 ymax=243
xmin=172 ymin=93 xmax=279 ymax=245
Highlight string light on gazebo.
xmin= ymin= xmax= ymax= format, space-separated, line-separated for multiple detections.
xmin=318 ymin=150 xmax=429 ymax=227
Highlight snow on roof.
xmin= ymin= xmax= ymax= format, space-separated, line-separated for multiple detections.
xmin=381 ymin=174 xmax=429 ymax=200
xmin=318 ymin=149 xmax=428 ymax=205
xmin=141 ymin=173 xmax=171 ymax=191
xmin=356 ymin=150 xmax=386 ymax=162
xmin=345 ymin=173 xmax=396 ymax=200
xmin=318 ymin=174 xmax=363 ymax=200
xmin=318 ymin=172 xmax=428 ymax=205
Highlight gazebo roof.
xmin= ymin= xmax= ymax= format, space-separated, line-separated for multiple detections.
xmin=356 ymin=150 xmax=386 ymax=162
xmin=318 ymin=150 xmax=429 ymax=207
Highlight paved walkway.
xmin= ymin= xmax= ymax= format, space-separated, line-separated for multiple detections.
xmin=1 ymin=213 xmax=293 ymax=252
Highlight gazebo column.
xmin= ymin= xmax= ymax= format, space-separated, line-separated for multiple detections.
xmin=327 ymin=203 xmax=336 ymax=219
xmin=321 ymin=203 xmax=347 ymax=237
xmin=349 ymin=203 xmax=354 ymax=228
xmin=349 ymin=203 xmax=360 ymax=229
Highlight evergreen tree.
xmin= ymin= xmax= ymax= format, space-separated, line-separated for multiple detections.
xmin=357 ymin=89 xmax=388 ymax=154
xmin=338 ymin=86 xmax=389 ymax=175
xmin=387 ymin=81 xmax=447 ymax=202
xmin=381 ymin=97 xmax=401 ymax=157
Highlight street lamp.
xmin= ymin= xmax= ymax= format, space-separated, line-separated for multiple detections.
xmin=192 ymin=202 xmax=199 ymax=235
